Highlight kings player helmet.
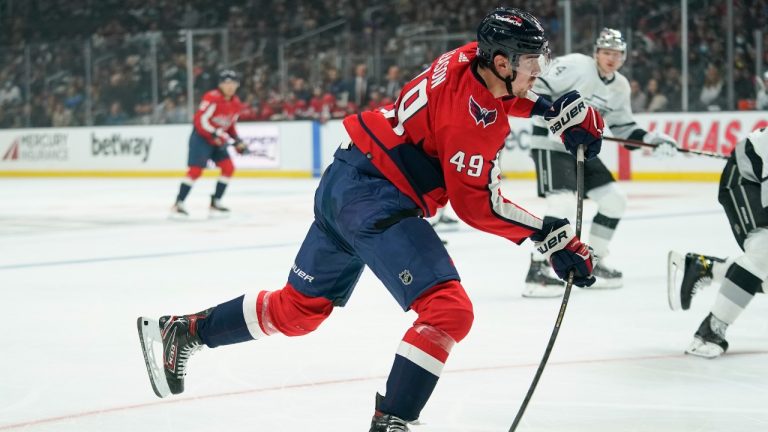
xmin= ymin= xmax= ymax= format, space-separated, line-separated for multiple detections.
xmin=594 ymin=28 xmax=627 ymax=60
xmin=476 ymin=7 xmax=551 ymax=76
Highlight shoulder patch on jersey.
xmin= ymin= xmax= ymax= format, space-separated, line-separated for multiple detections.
xmin=468 ymin=95 xmax=497 ymax=128
xmin=458 ymin=52 xmax=469 ymax=63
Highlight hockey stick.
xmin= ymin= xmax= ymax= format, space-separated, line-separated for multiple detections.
xmin=604 ymin=136 xmax=729 ymax=159
xmin=509 ymin=144 xmax=585 ymax=432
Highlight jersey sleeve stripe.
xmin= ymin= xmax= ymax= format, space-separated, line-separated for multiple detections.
xmin=200 ymin=102 xmax=218 ymax=134
xmin=486 ymin=150 xmax=542 ymax=240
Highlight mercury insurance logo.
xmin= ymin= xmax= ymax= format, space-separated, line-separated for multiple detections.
xmin=2 ymin=133 xmax=69 ymax=162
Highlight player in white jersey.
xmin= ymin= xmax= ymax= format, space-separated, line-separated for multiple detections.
xmin=522 ymin=28 xmax=679 ymax=297
xmin=667 ymin=127 xmax=768 ymax=358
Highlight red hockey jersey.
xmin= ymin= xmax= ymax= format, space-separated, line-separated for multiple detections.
xmin=193 ymin=89 xmax=242 ymax=145
xmin=343 ymin=42 xmax=548 ymax=244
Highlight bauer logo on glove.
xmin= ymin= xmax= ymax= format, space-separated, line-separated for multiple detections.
xmin=543 ymin=90 xmax=605 ymax=160
xmin=535 ymin=229 xmax=569 ymax=254
xmin=530 ymin=218 xmax=596 ymax=287
xmin=547 ymin=99 xmax=587 ymax=135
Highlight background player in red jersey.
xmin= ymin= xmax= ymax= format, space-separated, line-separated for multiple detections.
xmin=140 ymin=8 xmax=604 ymax=431
xmin=170 ymin=69 xmax=248 ymax=218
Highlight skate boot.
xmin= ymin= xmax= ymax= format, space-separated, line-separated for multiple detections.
xmin=169 ymin=201 xmax=189 ymax=219
xmin=586 ymin=262 xmax=623 ymax=289
xmin=686 ymin=313 xmax=729 ymax=358
xmin=431 ymin=214 xmax=459 ymax=232
xmin=209 ymin=196 xmax=230 ymax=217
xmin=522 ymin=254 xmax=565 ymax=298
xmin=667 ymin=251 xmax=721 ymax=311
xmin=369 ymin=393 xmax=410 ymax=432
xmin=137 ymin=308 xmax=210 ymax=398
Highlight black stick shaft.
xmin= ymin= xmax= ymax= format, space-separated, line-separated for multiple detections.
xmin=509 ymin=144 xmax=585 ymax=432
xmin=604 ymin=136 xmax=729 ymax=159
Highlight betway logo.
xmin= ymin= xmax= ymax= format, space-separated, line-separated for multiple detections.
xmin=91 ymin=133 xmax=152 ymax=162
xmin=2 ymin=133 xmax=68 ymax=162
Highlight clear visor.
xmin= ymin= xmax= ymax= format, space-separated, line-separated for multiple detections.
xmin=512 ymin=52 xmax=552 ymax=77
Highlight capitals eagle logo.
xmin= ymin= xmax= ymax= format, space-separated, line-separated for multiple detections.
xmin=468 ymin=95 xmax=497 ymax=128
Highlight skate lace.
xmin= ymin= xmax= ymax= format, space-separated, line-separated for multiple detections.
xmin=177 ymin=340 xmax=203 ymax=378
xmin=384 ymin=419 xmax=408 ymax=432
xmin=373 ymin=415 xmax=409 ymax=432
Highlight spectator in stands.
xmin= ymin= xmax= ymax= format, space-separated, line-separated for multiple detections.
xmin=699 ymin=63 xmax=725 ymax=111
xmin=757 ymin=71 xmax=768 ymax=111
xmin=630 ymin=79 xmax=646 ymax=113
xmin=308 ymin=87 xmax=334 ymax=122
xmin=0 ymin=80 xmax=21 ymax=107
xmin=324 ymin=67 xmax=346 ymax=100
xmin=51 ymin=101 xmax=73 ymax=127
xmin=290 ymin=77 xmax=312 ymax=103
xmin=105 ymin=101 xmax=128 ymax=125
xmin=645 ymin=78 xmax=668 ymax=112
xmin=156 ymin=96 xmax=188 ymax=124
xmin=382 ymin=65 xmax=403 ymax=101
xmin=734 ymin=67 xmax=755 ymax=108
xmin=347 ymin=62 xmax=371 ymax=108
xmin=239 ymin=94 xmax=261 ymax=122
xmin=661 ymin=67 xmax=682 ymax=111
xmin=366 ymin=88 xmax=385 ymax=111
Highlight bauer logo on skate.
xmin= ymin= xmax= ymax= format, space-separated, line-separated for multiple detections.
xmin=291 ymin=263 xmax=314 ymax=282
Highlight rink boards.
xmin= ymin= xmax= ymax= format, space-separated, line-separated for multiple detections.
xmin=0 ymin=112 xmax=765 ymax=181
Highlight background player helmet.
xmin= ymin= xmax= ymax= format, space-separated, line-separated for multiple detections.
xmin=218 ymin=69 xmax=240 ymax=84
xmin=747 ymin=127 xmax=767 ymax=149
xmin=594 ymin=28 xmax=627 ymax=61
xmin=476 ymin=7 xmax=551 ymax=77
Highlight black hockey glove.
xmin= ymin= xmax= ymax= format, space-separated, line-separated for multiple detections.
xmin=544 ymin=90 xmax=604 ymax=160
xmin=530 ymin=218 xmax=596 ymax=287
xmin=232 ymin=138 xmax=249 ymax=155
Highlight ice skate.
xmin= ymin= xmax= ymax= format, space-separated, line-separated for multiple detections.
xmin=667 ymin=251 xmax=718 ymax=311
xmin=522 ymin=254 xmax=565 ymax=298
xmin=685 ymin=313 xmax=729 ymax=358
xmin=369 ymin=393 xmax=411 ymax=432
xmin=430 ymin=214 xmax=460 ymax=232
xmin=209 ymin=196 xmax=231 ymax=218
xmin=585 ymin=262 xmax=622 ymax=289
xmin=169 ymin=201 xmax=189 ymax=219
xmin=137 ymin=309 xmax=210 ymax=398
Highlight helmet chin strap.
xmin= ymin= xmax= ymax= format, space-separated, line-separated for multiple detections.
xmin=490 ymin=63 xmax=516 ymax=96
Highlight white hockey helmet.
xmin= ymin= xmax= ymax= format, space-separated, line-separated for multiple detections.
xmin=594 ymin=28 xmax=627 ymax=61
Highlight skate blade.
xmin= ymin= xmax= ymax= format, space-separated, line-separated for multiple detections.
xmin=168 ymin=212 xmax=191 ymax=221
xmin=522 ymin=283 xmax=565 ymax=298
xmin=667 ymin=251 xmax=684 ymax=311
xmin=685 ymin=338 xmax=724 ymax=359
xmin=208 ymin=210 xmax=231 ymax=220
xmin=137 ymin=317 xmax=171 ymax=398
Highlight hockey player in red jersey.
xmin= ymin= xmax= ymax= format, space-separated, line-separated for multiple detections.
xmin=170 ymin=70 xmax=248 ymax=218
xmin=140 ymin=8 xmax=604 ymax=431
